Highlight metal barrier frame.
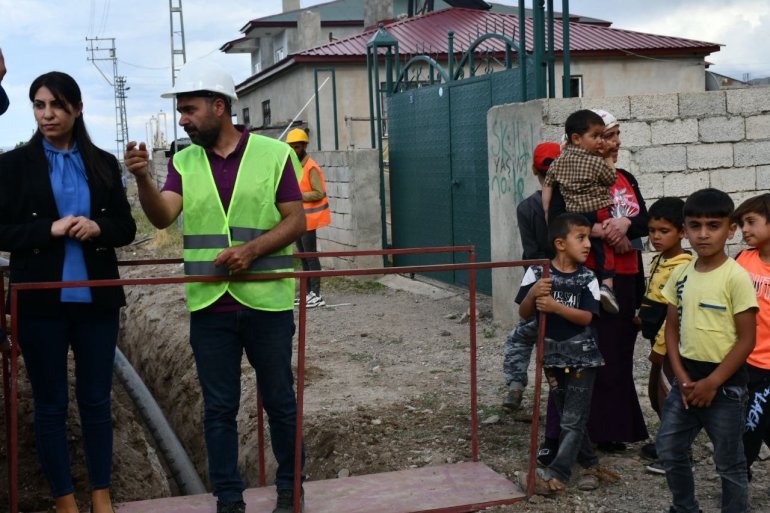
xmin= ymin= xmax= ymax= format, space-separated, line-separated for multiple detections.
xmin=1 ymin=246 xmax=548 ymax=513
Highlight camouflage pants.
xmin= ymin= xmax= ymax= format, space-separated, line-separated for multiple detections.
xmin=502 ymin=317 xmax=539 ymax=390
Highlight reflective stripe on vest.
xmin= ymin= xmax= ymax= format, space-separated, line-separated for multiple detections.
xmin=174 ymin=133 xmax=295 ymax=312
xmin=299 ymin=156 xmax=331 ymax=230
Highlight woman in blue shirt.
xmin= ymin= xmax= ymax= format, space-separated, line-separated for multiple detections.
xmin=0 ymin=72 xmax=135 ymax=513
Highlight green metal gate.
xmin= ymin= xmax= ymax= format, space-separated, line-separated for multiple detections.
xmin=387 ymin=33 xmax=537 ymax=293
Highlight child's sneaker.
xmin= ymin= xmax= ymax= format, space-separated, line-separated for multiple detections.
xmin=599 ymin=285 xmax=619 ymax=314
xmin=502 ymin=388 xmax=523 ymax=410
xmin=640 ymin=442 xmax=657 ymax=461
xmin=645 ymin=460 xmax=666 ymax=475
xmin=306 ymin=292 xmax=326 ymax=308
xmin=537 ymin=438 xmax=559 ymax=467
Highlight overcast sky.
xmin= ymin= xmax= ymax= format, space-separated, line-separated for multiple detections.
xmin=0 ymin=0 xmax=767 ymax=153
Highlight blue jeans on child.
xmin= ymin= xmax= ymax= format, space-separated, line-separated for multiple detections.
xmin=541 ymin=366 xmax=599 ymax=483
xmin=18 ymin=305 xmax=119 ymax=497
xmin=190 ymin=309 xmax=305 ymax=503
xmin=656 ymin=382 xmax=748 ymax=513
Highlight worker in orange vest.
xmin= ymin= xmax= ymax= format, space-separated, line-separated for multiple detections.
xmin=287 ymin=128 xmax=331 ymax=308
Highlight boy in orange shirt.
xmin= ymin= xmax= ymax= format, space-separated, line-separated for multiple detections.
xmin=733 ymin=193 xmax=770 ymax=478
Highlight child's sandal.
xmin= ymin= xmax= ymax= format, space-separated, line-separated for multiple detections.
xmin=515 ymin=470 xmax=565 ymax=496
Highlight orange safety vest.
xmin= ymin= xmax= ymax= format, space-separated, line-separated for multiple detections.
xmin=299 ymin=156 xmax=331 ymax=231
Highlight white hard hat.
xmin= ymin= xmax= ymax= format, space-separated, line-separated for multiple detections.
xmin=591 ymin=109 xmax=619 ymax=130
xmin=161 ymin=60 xmax=238 ymax=101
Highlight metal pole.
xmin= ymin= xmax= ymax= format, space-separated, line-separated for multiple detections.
xmin=314 ymin=71 xmax=322 ymax=150
xmin=527 ymin=264 xmax=550 ymax=498
xmin=469 ymin=248 xmax=479 ymax=462
xmin=9 ymin=289 xmax=18 ymax=513
xmin=448 ymin=31 xmax=455 ymax=80
xmin=367 ymin=49 xmax=376 ymax=149
xmin=518 ymin=1 xmax=527 ymax=99
xmin=374 ymin=52 xmax=389 ymax=266
xmin=331 ymin=70 xmax=339 ymax=150
xmin=533 ymin=0 xmax=546 ymax=98
xmin=547 ymin=0 xmax=556 ymax=98
xmin=562 ymin=0 xmax=571 ymax=97
xmin=293 ymin=278 xmax=308 ymax=513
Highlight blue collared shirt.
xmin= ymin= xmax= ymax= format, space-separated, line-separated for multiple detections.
xmin=44 ymin=139 xmax=92 ymax=302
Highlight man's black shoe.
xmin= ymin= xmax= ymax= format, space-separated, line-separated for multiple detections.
xmin=273 ymin=487 xmax=304 ymax=513
xmin=217 ymin=501 xmax=245 ymax=513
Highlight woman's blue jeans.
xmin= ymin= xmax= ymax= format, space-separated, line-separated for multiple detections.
xmin=190 ymin=308 xmax=305 ymax=502
xmin=18 ymin=305 xmax=119 ymax=498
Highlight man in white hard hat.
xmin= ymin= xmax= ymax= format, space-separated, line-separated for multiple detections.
xmin=124 ymin=60 xmax=306 ymax=513
xmin=286 ymin=128 xmax=331 ymax=308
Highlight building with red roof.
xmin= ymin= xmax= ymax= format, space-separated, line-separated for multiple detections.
xmin=221 ymin=1 xmax=720 ymax=150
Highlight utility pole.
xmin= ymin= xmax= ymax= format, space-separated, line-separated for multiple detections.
xmin=85 ymin=37 xmax=129 ymax=162
xmin=169 ymin=0 xmax=188 ymax=150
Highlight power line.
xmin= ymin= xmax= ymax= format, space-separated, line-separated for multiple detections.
xmin=118 ymin=59 xmax=170 ymax=71
xmin=85 ymin=37 xmax=129 ymax=163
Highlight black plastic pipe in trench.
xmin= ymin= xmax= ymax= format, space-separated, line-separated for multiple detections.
xmin=113 ymin=347 xmax=207 ymax=494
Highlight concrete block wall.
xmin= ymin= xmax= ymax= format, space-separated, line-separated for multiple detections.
xmin=312 ymin=149 xmax=383 ymax=271
xmin=489 ymin=88 xmax=770 ymax=326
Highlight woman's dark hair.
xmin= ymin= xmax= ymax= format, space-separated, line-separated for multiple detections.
xmin=28 ymin=71 xmax=112 ymax=187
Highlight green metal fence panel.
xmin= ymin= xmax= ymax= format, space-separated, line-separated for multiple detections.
xmin=387 ymin=32 xmax=538 ymax=294
xmin=388 ymin=84 xmax=454 ymax=285
xmin=448 ymin=76 xmax=493 ymax=292
xmin=388 ymin=61 xmax=536 ymax=294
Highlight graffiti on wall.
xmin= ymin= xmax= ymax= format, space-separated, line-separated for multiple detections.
xmin=489 ymin=112 xmax=537 ymax=204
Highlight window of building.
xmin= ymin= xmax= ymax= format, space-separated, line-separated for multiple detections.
xmin=242 ymin=107 xmax=250 ymax=126
xmin=254 ymin=61 xmax=262 ymax=74
xmin=262 ymin=100 xmax=271 ymax=127
xmin=275 ymin=47 xmax=285 ymax=61
xmin=564 ymin=75 xmax=583 ymax=97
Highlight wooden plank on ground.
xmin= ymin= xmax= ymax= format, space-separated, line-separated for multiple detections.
xmin=114 ymin=462 xmax=525 ymax=513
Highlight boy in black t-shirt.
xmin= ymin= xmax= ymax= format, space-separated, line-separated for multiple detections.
xmin=515 ymin=213 xmax=618 ymax=494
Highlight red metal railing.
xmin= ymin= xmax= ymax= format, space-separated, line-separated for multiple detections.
xmin=0 ymin=247 xmax=548 ymax=512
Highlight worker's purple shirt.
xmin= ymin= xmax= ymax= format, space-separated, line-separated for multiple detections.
xmin=162 ymin=126 xmax=302 ymax=312
xmin=162 ymin=125 xmax=301 ymax=207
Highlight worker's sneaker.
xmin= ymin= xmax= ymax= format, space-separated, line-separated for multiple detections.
xmin=306 ymin=292 xmax=326 ymax=308
xmin=217 ymin=501 xmax=245 ymax=513
xmin=273 ymin=487 xmax=304 ymax=513
xmin=599 ymin=285 xmax=619 ymax=314
xmin=502 ymin=388 xmax=523 ymax=410
xmin=293 ymin=296 xmax=301 ymax=307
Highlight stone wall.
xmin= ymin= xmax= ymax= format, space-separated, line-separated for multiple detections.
xmin=489 ymin=87 xmax=770 ymax=326
xmin=307 ymin=149 xmax=383 ymax=271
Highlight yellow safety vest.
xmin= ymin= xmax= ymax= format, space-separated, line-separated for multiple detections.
xmin=174 ymin=133 xmax=294 ymax=312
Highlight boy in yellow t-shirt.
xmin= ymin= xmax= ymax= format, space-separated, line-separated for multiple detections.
xmin=657 ymin=188 xmax=757 ymax=513
xmin=733 ymin=193 xmax=770 ymax=481
xmin=637 ymin=198 xmax=692 ymax=475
